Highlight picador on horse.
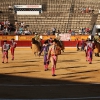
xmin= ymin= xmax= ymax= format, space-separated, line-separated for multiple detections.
xmin=93 ymin=33 xmax=100 ymax=57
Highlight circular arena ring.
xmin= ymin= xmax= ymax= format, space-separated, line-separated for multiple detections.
xmin=0 ymin=47 xmax=100 ymax=99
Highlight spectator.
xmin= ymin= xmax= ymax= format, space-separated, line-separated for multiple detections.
xmin=21 ymin=22 xmax=25 ymax=27
xmin=8 ymin=6 xmax=13 ymax=10
xmin=18 ymin=26 xmax=24 ymax=35
xmin=86 ymin=7 xmax=89 ymax=13
xmin=5 ymin=20 xmax=9 ymax=26
xmin=58 ymin=30 xmax=60 ymax=34
xmin=40 ymin=34 xmax=43 ymax=40
xmin=47 ymin=30 xmax=50 ymax=35
xmin=86 ymin=27 xmax=90 ymax=34
xmin=88 ymin=7 xmax=94 ymax=13
xmin=76 ymin=38 xmax=80 ymax=51
xmin=81 ymin=27 xmax=85 ymax=35
xmin=71 ymin=30 xmax=75 ymax=35
xmin=68 ymin=29 xmax=72 ymax=34
xmin=0 ymin=23 xmax=1 ymax=30
xmin=52 ymin=27 xmax=56 ymax=35
xmin=81 ymin=6 xmax=86 ymax=13
xmin=24 ymin=29 xmax=31 ymax=35
xmin=81 ymin=39 xmax=85 ymax=51
xmin=2 ymin=27 xmax=8 ymax=35
xmin=14 ymin=29 xmax=18 ymax=35
xmin=79 ymin=28 xmax=82 ymax=35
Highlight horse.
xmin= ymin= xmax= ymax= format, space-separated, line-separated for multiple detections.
xmin=31 ymin=38 xmax=41 ymax=56
xmin=53 ymin=39 xmax=65 ymax=54
xmin=56 ymin=39 xmax=64 ymax=53
xmin=93 ymin=39 xmax=100 ymax=57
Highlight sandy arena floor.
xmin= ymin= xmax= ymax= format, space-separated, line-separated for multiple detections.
xmin=0 ymin=47 xmax=100 ymax=100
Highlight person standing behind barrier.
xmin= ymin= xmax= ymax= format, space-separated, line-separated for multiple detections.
xmin=39 ymin=40 xmax=50 ymax=71
xmin=76 ymin=38 xmax=80 ymax=51
xmin=2 ymin=40 xmax=10 ymax=63
xmin=52 ymin=27 xmax=56 ymax=35
xmin=81 ymin=39 xmax=85 ymax=51
xmin=10 ymin=39 xmax=17 ymax=60
xmin=47 ymin=39 xmax=61 ymax=76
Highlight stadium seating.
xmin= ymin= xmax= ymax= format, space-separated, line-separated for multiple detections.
xmin=0 ymin=0 xmax=100 ymax=34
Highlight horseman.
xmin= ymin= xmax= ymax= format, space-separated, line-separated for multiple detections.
xmin=94 ymin=33 xmax=99 ymax=42
xmin=31 ymin=38 xmax=40 ymax=56
xmin=34 ymin=33 xmax=41 ymax=43
xmin=56 ymin=35 xmax=64 ymax=52
xmin=34 ymin=33 xmax=42 ymax=50
xmin=93 ymin=33 xmax=100 ymax=57
xmin=34 ymin=33 xmax=40 ymax=41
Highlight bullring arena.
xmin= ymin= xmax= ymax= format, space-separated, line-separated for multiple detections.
xmin=1 ymin=0 xmax=100 ymax=99
xmin=0 ymin=46 xmax=100 ymax=100
xmin=0 ymin=41 xmax=100 ymax=100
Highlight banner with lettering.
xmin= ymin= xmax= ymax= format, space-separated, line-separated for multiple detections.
xmin=59 ymin=33 xmax=71 ymax=41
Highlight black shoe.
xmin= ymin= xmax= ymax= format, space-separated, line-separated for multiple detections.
xmin=6 ymin=62 xmax=8 ymax=63
xmin=89 ymin=62 xmax=92 ymax=64
xmin=44 ymin=69 xmax=47 ymax=71
xmin=44 ymin=68 xmax=49 ymax=71
xmin=52 ymin=74 xmax=56 ymax=76
xmin=2 ymin=62 xmax=4 ymax=63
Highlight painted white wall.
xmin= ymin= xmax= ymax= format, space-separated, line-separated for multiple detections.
xmin=15 ymin=35 xmax=18 ymax=40
xmin=92 ymin=25 xmax=100 ymax=35
xmin=17 ymin=11 xmax=39 ymax=15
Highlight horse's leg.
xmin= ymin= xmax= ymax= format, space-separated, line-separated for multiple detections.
xmin=97 ymin=53 xmax=99 ymax=57
xmin=34 ymin=52 xmax=36 ymax=56
xmin=62 ymin=49 xmax=64 ymax=52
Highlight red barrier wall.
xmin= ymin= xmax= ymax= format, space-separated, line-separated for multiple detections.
xmin=0 ymin=40 xmax=80 ymax=47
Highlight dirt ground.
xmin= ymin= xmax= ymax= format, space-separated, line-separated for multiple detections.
xmin=0 ymin=47 xmax=100 ymax=100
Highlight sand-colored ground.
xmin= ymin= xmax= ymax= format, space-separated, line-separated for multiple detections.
xmin=0 ymin=47 xmax=100 ymax=99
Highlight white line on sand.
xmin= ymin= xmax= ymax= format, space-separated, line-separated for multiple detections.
xmin=0 ymin=83 xmax=100 ymax=87
xmin=0 ymin=96 xmax=100 ymax=100
xmin=0 ymin=84 xmax=100 ymax=99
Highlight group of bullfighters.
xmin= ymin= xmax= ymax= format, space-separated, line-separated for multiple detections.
xmin=1 ymin=35 xmax=99 ymax=76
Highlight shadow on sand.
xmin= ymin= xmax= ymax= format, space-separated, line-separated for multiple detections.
xmin=0 ymin=73 xmax=100 ymax=99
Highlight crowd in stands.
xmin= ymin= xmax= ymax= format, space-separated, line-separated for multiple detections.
xmin=79 ymin=7 xmax=94 ymax=13
xmin=0 ymin=20 xmax=15 ymax=35
xmin=43 ymin=27 xmax=91 ymax=36
xmin=78 ymin=27 xmax=91 ymax=35
xmin=0 ymin=20 xmax=32 ymax=35
xmin=0 ymin=20 xmax=91 ymax=36
xmin=14 ymin=21 xmax=32 ymax=35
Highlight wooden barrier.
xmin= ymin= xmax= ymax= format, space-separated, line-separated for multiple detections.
xmin=0 ymin=35 xmax=15 ymax=40
xmin=71 ymin=35 xmax=89 ymax=41
xmin=18 ymin=35 xmax=34 ymax=41
xmin=0 ymin=35 xmax=56 ymax=41
xmin=42 ymin=35 xmax=55 ymax=40
xmin=0 ymin=35 xmax=89 ymax=41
